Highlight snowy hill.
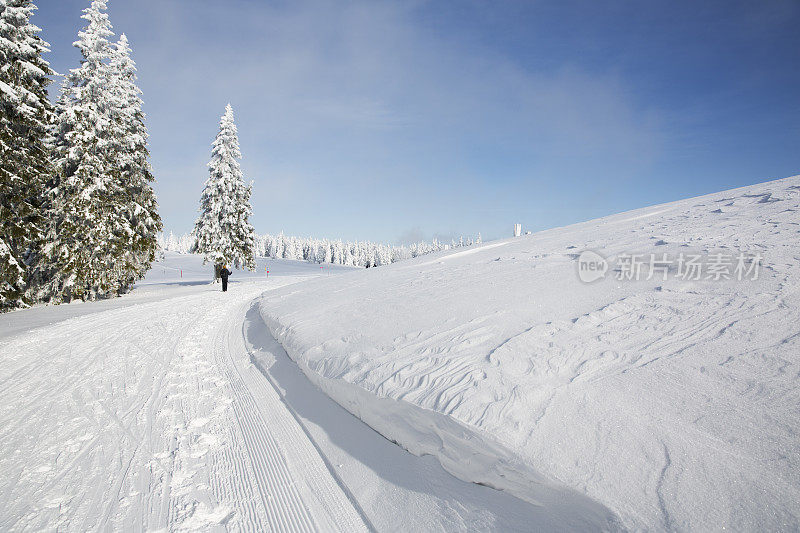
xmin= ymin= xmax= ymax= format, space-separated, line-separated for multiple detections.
xmin=259 ymin=175 xmax=800 ymax=530
xmin=0 ymin=253 xmax=602 ymax=531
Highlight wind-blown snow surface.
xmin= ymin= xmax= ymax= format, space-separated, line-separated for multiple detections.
xmin=1 ymin=254 xmax=579 ymax=532
xmin=260 ymin=175 xmax=800 ymax=531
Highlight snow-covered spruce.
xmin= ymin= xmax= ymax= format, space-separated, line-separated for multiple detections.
xmin=0 ymin=0 xmax=55 ymax=310
xmin=192 ymin=104 xmax=256 ymax=272
xmin=41 ymin=0 xmax=117 ymax=302
xmin=37 ymin=0 xmax=161 ymax=304
xmin=105 ymin=33 xmax=162 ymax=284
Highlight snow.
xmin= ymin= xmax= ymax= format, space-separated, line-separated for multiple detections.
xmin=161 ymin=230 xmax=482 ymax=268
xmin=0 ymin=254 xmax=563 ymax=531
xmin=4 ymin=175 xmax=798 ymax=530
xmin=0 ymin=254 xmax=353 ymax=341
xmin=0 ymin=258 xmax=365 ymax=531
xmin=0 ymin=79 xmax=17 ymax=100
xmin=258 ymin=175 xmax=800 ymax=531
xmin=42 ymin=0 xmax=163 ymax=303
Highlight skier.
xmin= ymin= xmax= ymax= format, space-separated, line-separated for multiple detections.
xmin=220 ymin=265 xmax=232 ymax=292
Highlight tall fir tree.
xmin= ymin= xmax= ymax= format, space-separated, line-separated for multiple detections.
xmin=0 ymin=0 xmax=54 ymax=310
xmin=39 ymin=0 xmax=141 ymax=302
xmin=106 ymin=33 xmax=161 ymax=285
xmin=193 ymin=104 xmax=255 ymax=272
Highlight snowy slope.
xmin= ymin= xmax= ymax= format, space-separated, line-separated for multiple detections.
xmin=1 ymin=254 xmax=575 ymax=532
xmin=259 ymin=175 xmax=800 ymax=531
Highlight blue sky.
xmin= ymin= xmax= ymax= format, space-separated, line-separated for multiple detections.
xmin=35 ymin=0 xmax=800 ymax=243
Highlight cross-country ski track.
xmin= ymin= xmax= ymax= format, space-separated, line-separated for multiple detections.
xmin=0 ymin=276 xmax=363 ymax=531
xmin=0 ymin=265 xmax=566 ymax=532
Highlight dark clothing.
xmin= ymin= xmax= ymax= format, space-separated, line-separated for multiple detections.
xmin=220 ymin=268 xmax=231 ymax=292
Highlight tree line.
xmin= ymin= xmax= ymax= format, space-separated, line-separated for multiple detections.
xmin=160 ymin=231 xmax=482 ymax=269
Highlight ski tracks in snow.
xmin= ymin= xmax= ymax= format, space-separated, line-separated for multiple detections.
xmin=0 ymin=280 xmax=367 ymax=532
xmin=209 ymin=290 xmax=367 ymax=533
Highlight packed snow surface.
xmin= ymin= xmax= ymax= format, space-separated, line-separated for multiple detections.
xmin=0 ymin=260 xmax=366 ymax=531
xmin=260 ymin=175 xmax=800 ymax=531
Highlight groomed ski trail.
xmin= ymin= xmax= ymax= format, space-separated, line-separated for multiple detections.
xmin=0 ymin=279 xmax=368 ymax=532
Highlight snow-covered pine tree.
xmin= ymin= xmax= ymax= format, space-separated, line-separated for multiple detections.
xmin=193 ymin=104 xmax=255 ymax=273
xmin=40 ymin=0 xmax=127 ymax=302
xmin=303 ymin=240 xmax=314 ymax=262
xmin=344 ymin=244 xmax=355 ymax=267
xmin=0 ymin=0 xmax=54 ymax=310
xmin=284 ymin=236 xmax=296 ymax=260
xmin=106 ymin=33 xmax=162 ymax=285
xmin=278 ymin=233 xmax=288 ymax=259
xmin=267 ymin=233 xmax=277 ymax=258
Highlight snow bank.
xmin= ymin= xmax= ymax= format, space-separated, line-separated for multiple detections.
xmin=258 ymin=175 xmax=800 ymax=530
xmin=260 ymin=312 xmax=622 ymax=531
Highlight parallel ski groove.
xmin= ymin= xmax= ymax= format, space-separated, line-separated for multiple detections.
xmin=213 ymin=305 xmax=317 ymax=533
xmin=0 ymin=279 xmax=369 ymax=531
